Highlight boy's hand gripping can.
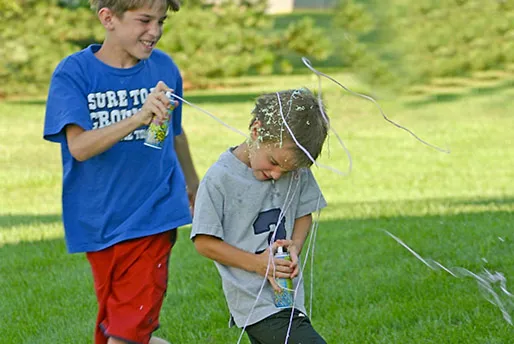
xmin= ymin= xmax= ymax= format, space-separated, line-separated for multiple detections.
xmin=273 ymin=246 xmax=294 ymax=308
xmin=144 ymin=92 xmax=175 ymax=149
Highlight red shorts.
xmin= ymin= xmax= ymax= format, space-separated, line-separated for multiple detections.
xmin=86 ymin=230 xmax=177 ymax=344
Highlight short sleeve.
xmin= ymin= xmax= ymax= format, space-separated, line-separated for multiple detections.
xmin=191 ymin=174 xmax=225 ymax=240
xmin=43 ymin=57 xmax=92 ymax=144
xmin=296 ymin=168 xmax=327 ymax=218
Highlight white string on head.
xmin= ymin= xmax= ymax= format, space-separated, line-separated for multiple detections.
xmin=275 ymin=92 xmax=350 ymax=177
xmin=385 ymin=230 xmax=514 ymax=325
xmin=301 ymin=57 xmax=451 ymax=154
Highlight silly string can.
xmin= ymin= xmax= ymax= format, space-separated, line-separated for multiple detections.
xmin=273 ymin=246 xmax=294 ymax=308
xmin=144 ymin=92 xmax=175 ymax=149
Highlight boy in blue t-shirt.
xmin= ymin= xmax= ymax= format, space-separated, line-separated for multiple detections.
xmin=43 ymin=1 xmax=197 ymax=343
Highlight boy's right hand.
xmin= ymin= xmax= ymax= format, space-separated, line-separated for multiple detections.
xmin=137 ymin=81 xmax=177 ymax=126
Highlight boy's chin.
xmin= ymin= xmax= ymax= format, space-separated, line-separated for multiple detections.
xmin=135 ymin=51 xmax=152 ymax=60
xmin=132 ymin=46 xmax=153 ymax=60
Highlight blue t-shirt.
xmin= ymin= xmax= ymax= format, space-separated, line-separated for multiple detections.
xmin=44 ymin=44 xmax=192 ymax=253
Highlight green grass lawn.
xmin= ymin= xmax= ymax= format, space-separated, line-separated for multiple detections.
xmin=0 ymin=71 xmax=513 ymax=343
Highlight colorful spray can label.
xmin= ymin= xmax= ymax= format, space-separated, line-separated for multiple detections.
xmin=144 ymin=92 xmax=175 ymax=149
xmin=273 ymin=247 xmax=294 ymax=308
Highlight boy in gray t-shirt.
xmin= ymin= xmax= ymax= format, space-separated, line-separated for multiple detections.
xmin=191 ymin=89 xmax=328 ymax=344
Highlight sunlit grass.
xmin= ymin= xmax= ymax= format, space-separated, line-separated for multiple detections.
xmin=0 ymin=72 xmax=513 ymax=343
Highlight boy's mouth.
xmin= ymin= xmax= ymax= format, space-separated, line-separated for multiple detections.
xmin=140 ymin=40 xmax=155 ymax=49
xmin=262 ymin=172 xmax=271 ymax=180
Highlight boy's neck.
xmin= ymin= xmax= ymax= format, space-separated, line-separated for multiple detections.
xmin=94 ymin=41 xmax=140 ymax=68
xmin=232 ymin=143 xmax=250 ymax=167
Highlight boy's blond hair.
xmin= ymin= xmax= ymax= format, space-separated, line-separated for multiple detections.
xmin=250 ymin=88 xmax=329 ymax=168
xmin=89 ymin=0 xmax=180 ymax=15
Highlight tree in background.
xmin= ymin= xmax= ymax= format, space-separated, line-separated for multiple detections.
xmin=0 ymin=0 xmax=331 ymax=97
xmin=0 ymin=0 xmax=101 ymax=97
xmin=385 ymin=0 xmax=514 ymax=87
xmin=160 ymin=0 xmax=331 ymax=87
xmin=331 ymin=0 xmax=397 ymax=91
xmin=332 ymin=0 xmax=514 ymax=92
xmin=331 ymin=0 xmax=514 ymax=95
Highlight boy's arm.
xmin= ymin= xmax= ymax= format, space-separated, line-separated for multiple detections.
xmin=291 ymin=214 xmax=313 ymax=256
xmin=193 ymin=234 xmax=292 ymax=289
xmin=286 ymin=214 xmax=313 ymax=279
xmin=174 ymin=129 xmax=199 ymax=212
xmin=66 ymin=116 xmax=144 ymax=161
xmin=66 ymin=82 xmax=172 ymax=161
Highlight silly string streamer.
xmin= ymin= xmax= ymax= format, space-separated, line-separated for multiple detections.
xmin=385 ymin=230 xmax=514 ymax=325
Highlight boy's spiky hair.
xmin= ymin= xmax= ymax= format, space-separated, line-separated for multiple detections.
xmin=89 ymin=0 xmax=180 ymax=15
xmin=250 ymin=88 xmax=329 ymax=168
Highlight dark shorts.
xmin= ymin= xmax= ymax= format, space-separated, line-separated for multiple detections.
xmin=86 ymin=230 xmax=177 ymax=344
xmin=245 ymin=308 xmax=327 ymax=344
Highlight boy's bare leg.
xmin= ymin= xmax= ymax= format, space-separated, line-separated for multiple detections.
xmin=149 ymin=337 xmax=171 ymax=344
xmin=107 ymin=336 xmax=170 ymax=344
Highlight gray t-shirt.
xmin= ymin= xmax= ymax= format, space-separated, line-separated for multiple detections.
xmin=191 ymin=148 xmax=327 ymax=327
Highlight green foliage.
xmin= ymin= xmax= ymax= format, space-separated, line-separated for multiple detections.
xmin=331 ymin=0 xmax=396 ymax=89
xmin=160 ymin=1 xmax=274 ymax=85
xmin=1 ymin=0 xmax=332 ymax=96
xmin=0 ymin=1 xmax=100 ymax=97
xmin=383 ymin=0 xmax=514 ymax=87
xmin=0 ymin=0 xmax=20 ymax=15
xmin=332 ymin=0 xmax=514 ymax=91
xmin=159 ymin=1 xmax=331 ymax=87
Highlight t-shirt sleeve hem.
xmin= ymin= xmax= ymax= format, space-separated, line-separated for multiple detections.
xmin=43 ymin=121 xmax=91 ymax=144
xmin=190 ymin=224 xmax=224 ymax=241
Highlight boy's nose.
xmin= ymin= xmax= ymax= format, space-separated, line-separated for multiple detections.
xmin=270 ymin=170 xmax=282 ymax=180
xmin=148 ymin=22 xmax=161 ymax=38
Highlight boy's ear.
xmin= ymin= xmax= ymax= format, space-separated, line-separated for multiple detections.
xmin=250 ymin=120 xmax=262 ymax=141
xmin=98 ymin=7 xmax=116 ymax=30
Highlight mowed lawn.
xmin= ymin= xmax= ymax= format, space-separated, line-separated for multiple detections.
xmin=0 ymin=72 xmax=513 ymax=343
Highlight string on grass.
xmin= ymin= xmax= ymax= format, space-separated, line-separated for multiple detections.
xmin=385 ymin=230 xmax=514 ymax=325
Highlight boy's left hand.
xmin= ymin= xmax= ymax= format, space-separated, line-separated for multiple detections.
xmin=273 ymin=239 xmax=300 ymax=279
xmin=187 ymin=182 xmax=199 ymax=216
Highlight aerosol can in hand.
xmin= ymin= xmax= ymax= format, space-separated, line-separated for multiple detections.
xmin=144 ymin=91 xmax=175 ymax=149
xmin=273 ymin=246 xmax=294 ymax=308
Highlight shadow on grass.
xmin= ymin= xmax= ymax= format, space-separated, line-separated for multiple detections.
xmin=403 ymin=80 xmax=514 ymax=108
xmin=451 ymin=197 xmax=514 ymax=206
xmin=0 ymin=213 xmax=61 ymax=229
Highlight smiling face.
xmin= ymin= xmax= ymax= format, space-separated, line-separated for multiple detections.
xmin=98 ymin=2 xmax=168 ymax=67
